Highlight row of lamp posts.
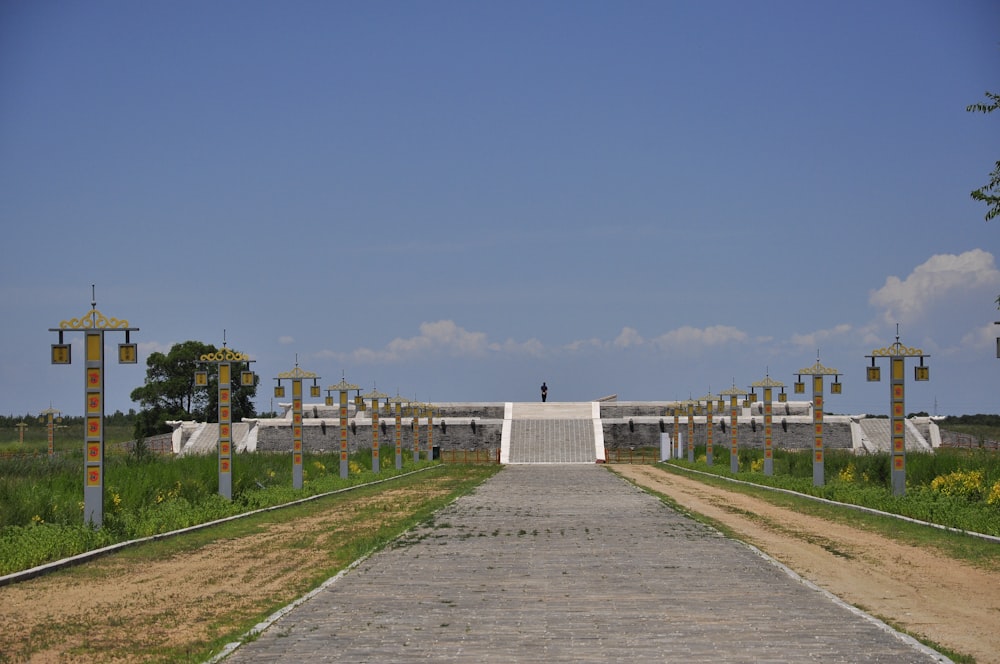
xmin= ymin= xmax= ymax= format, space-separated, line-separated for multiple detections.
xmin=47 ymin=289 xmax=439 ymax=529
xmin=667 ymin=339 xmax=929 ymax=497
xmin=46 ymin=289 xmax=938 ymax=527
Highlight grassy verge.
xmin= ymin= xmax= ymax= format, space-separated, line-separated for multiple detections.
xmin=652 ymin=463 xmax=1000 ymax=569
xmin=0 ymin=450 xmax=447 ymax=575
xmin=664 ymin=447 xmax=1000 ymax=538
xmin=1 ymin=464 xmax=501 ymax=663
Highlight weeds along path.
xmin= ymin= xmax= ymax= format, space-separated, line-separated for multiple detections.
xmin=614 ymin=464 xmax=1000 ymax=664
xmin=0 ymin=468 xmax=495 ymax=664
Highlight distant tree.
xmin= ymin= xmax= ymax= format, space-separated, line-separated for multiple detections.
xmin=967 ymin=91 xmax=1000 ymax=222
xmin=130 ymin=340 xmax=257 ymax=437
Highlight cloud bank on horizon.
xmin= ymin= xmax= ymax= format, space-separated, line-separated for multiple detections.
xmin=324 ymin=250 xmax=1000 ymax=366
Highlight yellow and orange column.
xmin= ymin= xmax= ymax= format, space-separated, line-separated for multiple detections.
xmin=750 ymin=375 xmax=785 ymax=476
xmin=363 ymin=388 xmax=389 ymax=473
xmin=326 ymin=378 xmax=360 ymax=478
xmin=427 ymin=404 xmax=436 ymax=460
xmin=720 ymin=386 xmax=743 ymax=473
xmin=867 ymin=329 xmax=929 ymax=496
xmin=698 ymin=392 xmax=720 ymax=465
xmin=275 ymin=363 xmax=320 ymax=489
xmin=39 ymin=407 xmax=63 ymax=459
xmin=198 ymin=344 xmax=256 ymax=500
xmin=390 ymin=395 xmax=409 ymax=470
xmin=794 ymin=356 xmax=841 ymax=487
xmin=50 ymin=288 xmax=138 ymax=526
xmin=685 ymin=400 xmax=695 ymax=462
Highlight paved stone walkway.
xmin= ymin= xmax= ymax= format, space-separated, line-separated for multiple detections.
xmin=222 ymin=466 xmax=947 ymax=663
xmin=508 ymin=419 xmax=595 ymax=463
xmin=504 ymin=402 xmax=601 ymax=464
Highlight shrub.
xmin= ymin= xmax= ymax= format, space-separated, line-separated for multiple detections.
xmin=930 ymin=470 xmax=985 ymax=501
xmin=988 ymin=481 xmax=1000 ymax=507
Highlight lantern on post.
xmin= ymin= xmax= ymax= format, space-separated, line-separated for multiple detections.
xmin=866 ymin=326 xmax=929 ymax=496
xmin=362 ymin=387 xmax=390 ymax=473
xmin=274 ymin=360 xmax=319 ymax=489
xmin=39 ymin=406 xmax=63 ymax=459
xmin=49 ymin=286 xmax=139 ymax=527
xmin=697 ymin=392 xmax=720 ymax=466
xmin=326 ymin=376 xmax=361 ymax=478
xmin=719 ymin=385 xmax=743 ymax=474
xmin=795 ymin=353 xmax=841 ymax=487
xmin=749 ymin=374 xmax=785 ymax=476
xmin=197 ymin=337 xmax=256 ymax=500
xmin=389 ymin=394 xmax=410 ymax=470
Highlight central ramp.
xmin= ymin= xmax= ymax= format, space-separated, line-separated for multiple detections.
xmin=502 ymin=402 xmax=604 ymax=464
xmin=225 ymin=465 xmax=946 ymax=663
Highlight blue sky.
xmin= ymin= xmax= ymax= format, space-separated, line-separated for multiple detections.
xmin=2 ymin=0 xmax=999 ymax=418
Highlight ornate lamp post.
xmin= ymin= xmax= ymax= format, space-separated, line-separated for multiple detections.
xmin=425 ymin=403 xmax=437 ymax=460
xmin=326 ymin=376 xmax=360 ymax=478
xmin=719 ymin=386 xmax=743 ymax=474
xmin=664 ymin=402 xmax=681 ymax=460
xmin=49 ymin=286 xmax=138 ymax=527
xmin=697 ymin=392 xmax=722 ymax=465
xmin=196 ymin=340 xmax=256 ymax=500
xmin=389 ymin=394 xmax=410 ymax=470
xmin=274 ymin=360 xmax=320 ymax=489
xmin=794 ymin=354 xmax=841 ymax=486
xmin=15 ymin=420 xmax=28 ymax=446
xmin=672 ymin=403 xmax=684 ymax=460
xmin=408 ymin=401 xmax=422 ymax=463
xmin=684 ymin=399 xmax=696 ymax=463
xmin=410 ymin=400 xmax=433 ymax=462
xmin=749 ymin=374 xmax=786 ymax=476
xmin=666 ymin=404 xmax=676 ymax=459
xmin=866 ymin=327 xmax=929 ymax=496
xmin=362 ymin=387 xmax=389 ymax=473
xmin=39 ymin=406 xmax=63 ymax=459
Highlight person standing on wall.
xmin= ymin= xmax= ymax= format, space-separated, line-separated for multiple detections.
xmin=540 ymin=381 xmax=548 ymax=402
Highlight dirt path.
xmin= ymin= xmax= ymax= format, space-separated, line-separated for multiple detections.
xmin=614 ymin=464 xmax=1000 ymax=664
xmin=0 ymin=484 xmax=454 ymax=663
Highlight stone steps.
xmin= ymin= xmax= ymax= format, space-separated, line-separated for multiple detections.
xmin=857 ymin=418 xmax=931 ymax=453
xmin=503 ymin=402 xmax=603 ymax=464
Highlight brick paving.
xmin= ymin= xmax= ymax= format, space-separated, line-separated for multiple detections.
xmin=505 ymin=402 xmax=600 ymax=464
xmin=221 ymin=465 xmax=948 ymax=663
xmin=508 ymin=419 xmax=595 ymax=463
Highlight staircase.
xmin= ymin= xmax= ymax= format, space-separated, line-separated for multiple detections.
xmin=178 ymin=422 xmax=251 ymax=456
xmin=501 ymin=402 xmax=605 ymax=464
xmin=856 ymin=418 xmax=932 ymax=454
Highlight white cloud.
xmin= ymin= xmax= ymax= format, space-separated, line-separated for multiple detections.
xmin=789 ymin=323 xmax=853 ymax=349
xmin=564 ymin=337 xmax=604 ymax=352
xmin=339 ymin=321 xmax=754 ymax=365
xmin=344 ymin=320 xmax=493 ymax=363
xmin=960 ymin=322 xmax=1000 ymax=353
xmin=613 ymin=327 xmax=645 ymax=348
xmin=650 ymin=325 xmax=747 ymax=350
xmin=869 ymin=249 xmax=1000 ymax=324
xmin=278 ymin=336 xmax=295 ymax=345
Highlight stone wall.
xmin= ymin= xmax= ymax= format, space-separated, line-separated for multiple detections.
xmin=254 ymin=416 xmax=854 ymax=454
xmin=255 ymin=420 xmax=503 ymax=454
xmin=600 ymin=419 xmax=853 ymax=451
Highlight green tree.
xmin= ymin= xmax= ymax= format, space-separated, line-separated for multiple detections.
xmin=967 ymin=91 xmax=1000 ymax=222
xmin=130 ymin=341 xmax=257 ymax=437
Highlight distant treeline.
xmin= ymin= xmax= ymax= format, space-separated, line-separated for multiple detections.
xmin=0 ymin=410 xmax=137 ymax=429
xmin=938 ymin=414 xmax=1000 ymax=427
